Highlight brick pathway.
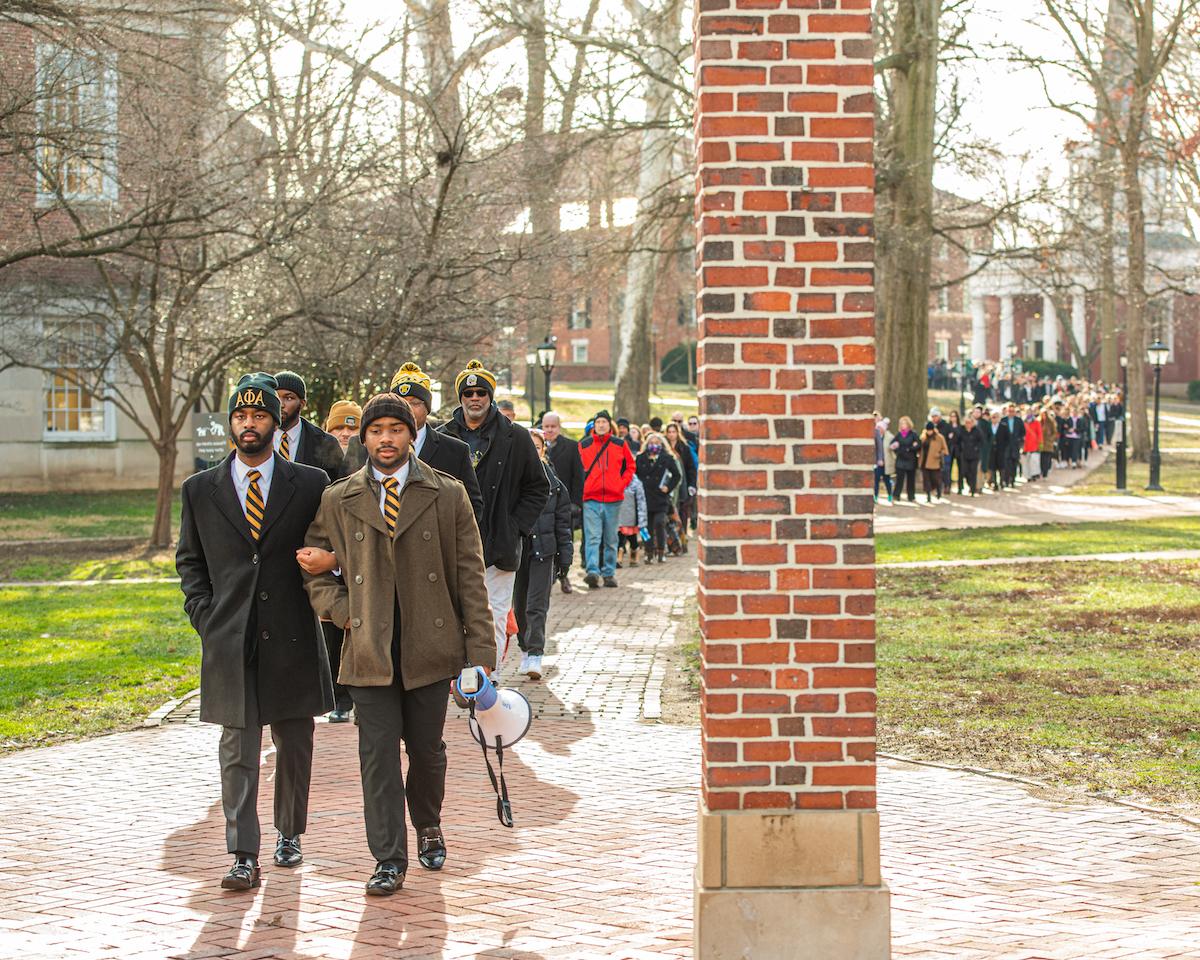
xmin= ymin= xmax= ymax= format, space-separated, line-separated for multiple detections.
xmin=2 ymin=557 xmax=1200 ymax=959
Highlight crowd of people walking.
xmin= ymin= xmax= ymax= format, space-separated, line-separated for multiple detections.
xmin=875 ymin=367 xmax=1125 ymax=504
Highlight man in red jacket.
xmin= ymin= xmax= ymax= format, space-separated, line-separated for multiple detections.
xmin=578 ymin=409 xmax=635 ymax=588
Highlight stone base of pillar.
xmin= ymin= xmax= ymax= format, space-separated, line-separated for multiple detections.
xmin=694 ymin=807 xmax=891 ymax=960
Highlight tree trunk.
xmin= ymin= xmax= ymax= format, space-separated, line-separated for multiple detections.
xmin=612 ymin=0 xmax=684 ymax=424
xmin=151 ymin=440 xmax=179 ymax=549
xmin=876 ymin=0 xmax=941 ymax=426
xmin=1097 ymin=138 xmax=1119 ymax=383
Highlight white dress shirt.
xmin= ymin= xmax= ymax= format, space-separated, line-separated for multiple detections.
xmin=274 ymin=421 xmax=302 ymax=460
xmin=231 ymin=454 xmax=275 ymax=513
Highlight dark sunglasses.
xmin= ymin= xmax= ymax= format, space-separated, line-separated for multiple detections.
xmin=461 ymin=389 xmax=489 ymax=399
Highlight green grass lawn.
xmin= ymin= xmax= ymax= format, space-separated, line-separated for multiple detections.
xmin=879 ymin=560 xmax=1200 ymax=811
xmin=0 ymin=545 xmax=177 ymax=582
xmin=877 ymin=516 xmax=1200 ymax=564
xmin=0 ymin=583 xmax=198 ymax=752
xmin=1071 ymin=451 xmax=1200 ymax=497
xmin=0 ymin=489 xmax=176 ymax=542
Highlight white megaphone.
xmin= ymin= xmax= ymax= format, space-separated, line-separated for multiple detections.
xmin=454 ymin=667 xmax=532 ymax=750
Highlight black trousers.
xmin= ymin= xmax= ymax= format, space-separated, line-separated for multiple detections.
xmin=219 ymin=664 xmax=314 ymax=856
xmin=514 ymin=550 xmax=555 ymax=656
xmin=618 ymin=531 xmax=642 ymax=557
xmin=648 ymin=510 xmax=670 ymax=556
xmin=894 ymin=467 xmax=916 ymax=502
xmin=320 ymin=620 xmax=352 ymax=713
xmin=921 ymin=467 xmax=942 ymax=499
xmin=962 ymin=457 xmax=980 ymax=494
xmin=348 ymin=677 xmax=450 ymax=869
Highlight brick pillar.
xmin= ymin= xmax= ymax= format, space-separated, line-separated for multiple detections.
xmin=693 ymin=1 xmax=890 ymax=957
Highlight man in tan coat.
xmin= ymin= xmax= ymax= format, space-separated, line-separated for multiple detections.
xmin=301 ymin=392 xmax=493 ymax=896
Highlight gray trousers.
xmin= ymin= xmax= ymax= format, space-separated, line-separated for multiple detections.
xmin=514 ymin=552 xmax=554 ymax=656
xmin=219 ymin=665 xmax=315 ymax=856
xmin=349 ymin=678 xmax=450 ymax=869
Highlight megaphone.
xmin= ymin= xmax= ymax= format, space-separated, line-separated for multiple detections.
xmin=454 ymin=667 xmax=532 ymax=750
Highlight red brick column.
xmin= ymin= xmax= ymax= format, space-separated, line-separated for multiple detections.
xmin=692 ymin=1 xmax=889 ymax=955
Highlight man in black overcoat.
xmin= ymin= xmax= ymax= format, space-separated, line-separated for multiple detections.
xmin=176 ymin=373 xmax=333 ymax=891
xmin=273 ymin=370 xmax=347 ymax=483
xmin=540 ymin=410 xmax=582 ymax=593
xmin=341 ymin=362 xmax=483 ymax=525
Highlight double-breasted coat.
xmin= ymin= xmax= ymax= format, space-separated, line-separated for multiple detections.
xmin=302 ymin=458 xmax=494 ymax=690
xmin=175 ymin=452 xmax=334 ymax=728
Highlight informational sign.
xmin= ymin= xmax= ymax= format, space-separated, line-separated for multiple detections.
xmin=1111 ymin=420 xmax=1125 ymax=445
xmin=192 ymin=411 xmax=230 ymax=471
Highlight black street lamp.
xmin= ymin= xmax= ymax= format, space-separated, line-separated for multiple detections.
xmin=537 ymin=337 xmax=557 ymax=424
xmin=1115 ymin=355 xmax=1128 ymax=493
xmin=1146 ymin=339 xmax=1169 ymax=491
xmin=525 ymin=351 xmax=538 ymax=425
xmin=956 ymin=342 xmax=970 ymax=416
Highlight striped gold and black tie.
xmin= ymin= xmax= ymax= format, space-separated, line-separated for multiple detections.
xmin=280 ymin=432 xmax=291 ymax=460
xmin=382 ymin=476 xmax=400 ymax=536
xmin=245 ymin=469 xmax=265 ymax=540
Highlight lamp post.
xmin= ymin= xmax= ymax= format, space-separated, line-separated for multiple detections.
xmin=1146 ymin=339 xmax=1169 ymax=491
xmin=1115 ymin=355 xmax=1128 ymax=493
xmin=525 ymin=351 xmax=537 ymax=425
xmin=956 ymin=342 xmax=970 ymax=416
xmin=537 ymin=337 xmax=557 ymax=425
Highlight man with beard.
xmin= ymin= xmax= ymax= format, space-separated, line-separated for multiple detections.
xmin=342 ymin=363 xmax=483 ymax=524
xmin=541 ymin=411 xmax=582 ymax=593
xmin=439 ymin=360 xmax=549 ymax=666
xmin=301 ymin=393 xmax=493 ymax=895
xmin=175 ymin=373 xmax=333 ymax=890
xmin=273 ymin=370 xmax=348 ymax=482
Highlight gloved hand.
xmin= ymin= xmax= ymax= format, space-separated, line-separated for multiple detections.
xmin=688 ymin=486 xmax=696 ymax=497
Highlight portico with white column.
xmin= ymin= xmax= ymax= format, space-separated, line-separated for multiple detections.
xmin=1042 ymin=294 xmax=1059 ymax=361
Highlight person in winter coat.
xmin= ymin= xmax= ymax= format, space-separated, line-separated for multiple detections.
xmin=1022 ymin=409 xmax=1043 ymax=481
xmin=890 ymin=417 xmax=921 ymax=503
xmin=635 ymin=434 xmax=681 ymax=562
xmin=617 ymin=472 xmax=648 ymax=566
xmin=439 ymin=360 xmax=549 ymax=666
xmin=1038 ymin=406 xmax=1059 ymax=478
xmin=663 ymin=422 xmax=697 ymax=550
xmin=272 ymin=370 xmax=349 ymax=483
xmin=920 ymin=421 xmax=949 ymax=502
xmin=960 ymin=413 xmax=985 ymax=496
xmin=578 ymin=409 xmax=636 ymax=588
xmin=946 ymin=410 xmax=966 ymax=494
xmin=513 ymin=430 xmax=574 ymax=681
xmin=176 ymin=373 xmax=333 ymax=892
xmin=873 ymin=413 xmax=895 ymax=504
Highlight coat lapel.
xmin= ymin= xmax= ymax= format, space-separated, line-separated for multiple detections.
xmin=343 ymin=467 xmax=393 ymax=539
xmin=258 ymin=454 xmax=296 ymax=540
xmin=393 ymin=457 xmax=438 ymax=540
xmin=209 ymin=453 xmax=256 ymax=546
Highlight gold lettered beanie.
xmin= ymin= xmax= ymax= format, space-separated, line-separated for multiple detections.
xmin=454 ymin=359 xmax=497 ymax=400
xmin=228 ymin=373 xmax=281 ymax=425
xmin=324 ymin=399 xmax=362 ymax=433
xmin=389 ymin=362 xmax=434 ymax=409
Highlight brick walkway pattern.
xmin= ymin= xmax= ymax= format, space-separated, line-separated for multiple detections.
xmin=2 ymin=558 xmax=1200 ymax=958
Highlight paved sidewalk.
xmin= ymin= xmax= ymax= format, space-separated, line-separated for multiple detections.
xmin=875 ymin=448 xmax=1200 ymax=533
xmin=2 ymin=557 xmax=1200 ymax=959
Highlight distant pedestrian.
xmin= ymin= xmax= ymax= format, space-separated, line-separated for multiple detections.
xmin=272 ymin=370 xmax=347 ymax=483
xmin=324 ymin=400 xmax=362 ymax=453
xmin=578 ymin=409 xmax=635 ymax=588
xmin=891 ymin=416 xmax=920 ymax=503
xmin=635 ymin=433 xmax=681 ymax=563
xmin=617 ymin=472 xmax=648 ymax=567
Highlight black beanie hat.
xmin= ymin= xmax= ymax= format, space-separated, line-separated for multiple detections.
xmin=228 ymin=373 xmax=281 ymax=425
xmin=273 ymin=370 xmax=306 ymax=399
xmin=359 ymin=392 xmax=417 ymax=443
xmin=593 ymin=409 xmax=613 ymax=427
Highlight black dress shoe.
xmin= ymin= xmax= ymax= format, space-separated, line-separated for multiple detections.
xmin=221 ymin=854 xmax=260 ymax=890
xmin=559 ymin=577 xmax=573 ymax=594
xmin=274 ymin=834 xmax=302 ymax=868
xmin=417 ymin=827 xmax=446 ymax=871
xmin=366 ymin=861 xmax=405 ymax=896
xmin=327 ymin=709 xmax=352 ymax=723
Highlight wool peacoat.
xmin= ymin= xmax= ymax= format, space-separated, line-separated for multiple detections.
xmin=302 ymin=457 xmax=494 ymax=689
xmin=176 ymin=452 xmax=334 ymax=728
xmin=296 ymin=417 xmax=350 ymax=483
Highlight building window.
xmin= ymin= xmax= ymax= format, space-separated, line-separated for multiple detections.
xmin=571 ymin=339 xmax=589 ymax=364
xmin=934 ymin=339 xmax=949 ymax=361
xmin=567 ymin=294 xmax=591 ymax=330
xmin=36 ymin=45 xmax=118 ymax=204
xmin=935 ymin=286 xmax=950 ymax=313
xmin=42 ymin=319 xmax=114 ymax=440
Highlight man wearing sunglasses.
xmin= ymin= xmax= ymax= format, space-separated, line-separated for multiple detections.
xmin=439 ymin=360 xmax=549 ymax=667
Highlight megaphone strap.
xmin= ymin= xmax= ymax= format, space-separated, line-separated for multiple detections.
xmin=470 ymin=701 xmax=514 ymax=828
